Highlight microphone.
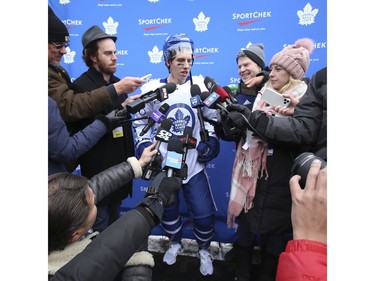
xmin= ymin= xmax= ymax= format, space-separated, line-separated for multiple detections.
xmin=190 ymin=84 xmax=209 ymax=142
xmin=139 ymin=103 xmax=170 ymax=136
xmin=201 ymin=91 xmax=229 ymax=113
xmin=164 ymin=138 xmax=184 ymax=178
xmin=178 ymin=126 xmax=197 ymax=180
xmin=142 ymin=118 xmax=173 ymax=180
xmin=223 ymin=85 xmax=237 ymax=103
xmin=159 ymin=138 xmax=185 ymax=204
xmin=126 ymin=83 xmax=177 ymax=114
xmin=204 ymin=76 xmax=233 ymax=105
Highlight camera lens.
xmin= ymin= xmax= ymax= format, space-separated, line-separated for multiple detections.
xmin=291 ymin=152 xmax=327 ymax=189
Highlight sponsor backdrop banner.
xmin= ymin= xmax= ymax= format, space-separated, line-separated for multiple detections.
xmin=49 ymin=0 xmax=327 ymax=243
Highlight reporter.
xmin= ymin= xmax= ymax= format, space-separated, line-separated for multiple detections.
xmin=223 ymin=38 xmax=315 ymax=281
xmin=48 ymin=146 xmax=183 ymax=281
xmin=48 ymin=7 xmax=144 ymax=123
xmin=215 ymin=43 xmax=269 ymax=144
xmin=48 ymin=97 xmax=127 ymax=175
xmin=276 ymin=160 xmax=327 ymax=281
xmin=225 ymin=66 xmax=327 ymax=160
xmin=71 ymin=24 xmax=144 ymax=233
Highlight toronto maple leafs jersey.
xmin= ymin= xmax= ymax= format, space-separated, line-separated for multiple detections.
xmin=133 ymin=75 xmax=218 ymax=183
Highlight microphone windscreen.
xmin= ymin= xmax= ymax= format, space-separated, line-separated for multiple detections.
xmin=200 ymin=91 xmax=211 ymax=100
xmin=223 ymin=86 xmax=233 ymax=97
xmin=165 ymin=82 xmax=177 ymax=93
xmin=204 ymin=76 xmax=219 ymax=93
xmin=183 ymin=126 xmax=193 ymax=137
xmin=190 ymin=84 xmax=201 ymax=97
xmin=215 ymin=87 xmax=230 ymax=102
xmin=167 ymin=138 xmax=184 ymax=154
xmin=160 ymin=118 xmax=172 ymax=131
xmin=159 ymin=103 xmax=170 ymax=114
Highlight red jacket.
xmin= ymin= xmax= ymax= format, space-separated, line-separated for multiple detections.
xmin=276 ymin=239 xmax=327 ymax=281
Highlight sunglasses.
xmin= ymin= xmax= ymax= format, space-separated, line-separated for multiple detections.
xmin=50 ymin=42 xmax=70 ymax=49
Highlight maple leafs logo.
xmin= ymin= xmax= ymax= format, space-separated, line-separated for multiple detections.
xmin=193 ymin=12 xmax=210 ymax=32
xmin=63 ymin=47 xmax=75 ymax=64
xmin=148 ymin=45 xmax=163 ymax=64
xmin=103 ymin=17 xmax=119 ymax=35
xmin=297 ymin=3 xmax=319 ymax=26
xmin=169 ymin=109 xmax=190 ymax=134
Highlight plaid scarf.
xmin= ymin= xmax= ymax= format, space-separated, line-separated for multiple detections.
xmin=227 ymin=83 xmax=307 ymax=229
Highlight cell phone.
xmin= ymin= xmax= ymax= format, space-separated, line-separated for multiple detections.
xmin=261 ymin=88 xmax=290 ymax=108
xmin=141 ymin=74 xmax=152 ymax=82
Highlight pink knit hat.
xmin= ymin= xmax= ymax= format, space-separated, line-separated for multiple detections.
xmin=270 ymin=38 xmax=314 ymax=80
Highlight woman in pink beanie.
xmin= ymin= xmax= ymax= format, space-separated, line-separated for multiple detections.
xmin=271 ymin=38 xmax=314 ymax=80
xmin=260 ymin=38 xmax=314 ymax=115
xmin=227 ymin=38 xmax=314 ymax=281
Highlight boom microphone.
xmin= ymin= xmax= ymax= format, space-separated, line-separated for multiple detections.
xmin=126 ymin=83 xmax=177 ymax=114
xmin=204 ymin=76 xmax=233 ymax=105
xmin=190 ymin=84 xmax=209 ymax=142
xmin=142 ymin=118 xmax=173 ymax=180
xmin=140 ymin=103 xmax=170 ymax=136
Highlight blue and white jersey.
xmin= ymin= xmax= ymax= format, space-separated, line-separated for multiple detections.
xmin=133 ymin=75 xmax=218 ymax=183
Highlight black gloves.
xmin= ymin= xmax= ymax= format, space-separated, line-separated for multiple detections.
xmin=139 ymin=172 xmax=182 ymax=223
xmin=155 ymin=176 xmax=182 ymax=206
xmin=96 ymin=109 xmax=127 ymax=132
xmin=214 ymin=120 xmax=243 ymax=141
xmin=220 ymin=104 xmax=269 ymax=137
xmin=248 ymin=109 xmax=269 ymax=135
xmin=220 ymin=103 xmax=251 ymax=133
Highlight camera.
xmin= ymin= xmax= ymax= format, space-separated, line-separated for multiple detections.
xmin=291 ymin=152 xmax=327 ymax=189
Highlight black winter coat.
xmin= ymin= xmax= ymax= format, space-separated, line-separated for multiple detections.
xmin=49 ymin=158 xmax=151 ymax=281
xmin=257 ymin=67 xmax=327 ymax=160
xmin=245 ymin=67 xmax=327 ymax=234
xmin=51 ymin=207 xmax=155 ymax=281
xmin=246 ymin=146 xmax=296 ymax=234
xmin=71 ymin=67 xmax=136 ymax=202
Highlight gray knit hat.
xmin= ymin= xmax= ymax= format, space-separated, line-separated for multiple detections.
xmin=236 ymin=43 xmax=265 ymax=69
xmin=82 ymin=25 xmax=117 ymax=49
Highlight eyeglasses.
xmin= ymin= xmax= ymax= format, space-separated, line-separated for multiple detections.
xmin=50 ymin=42 xmax=70 ymax=49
